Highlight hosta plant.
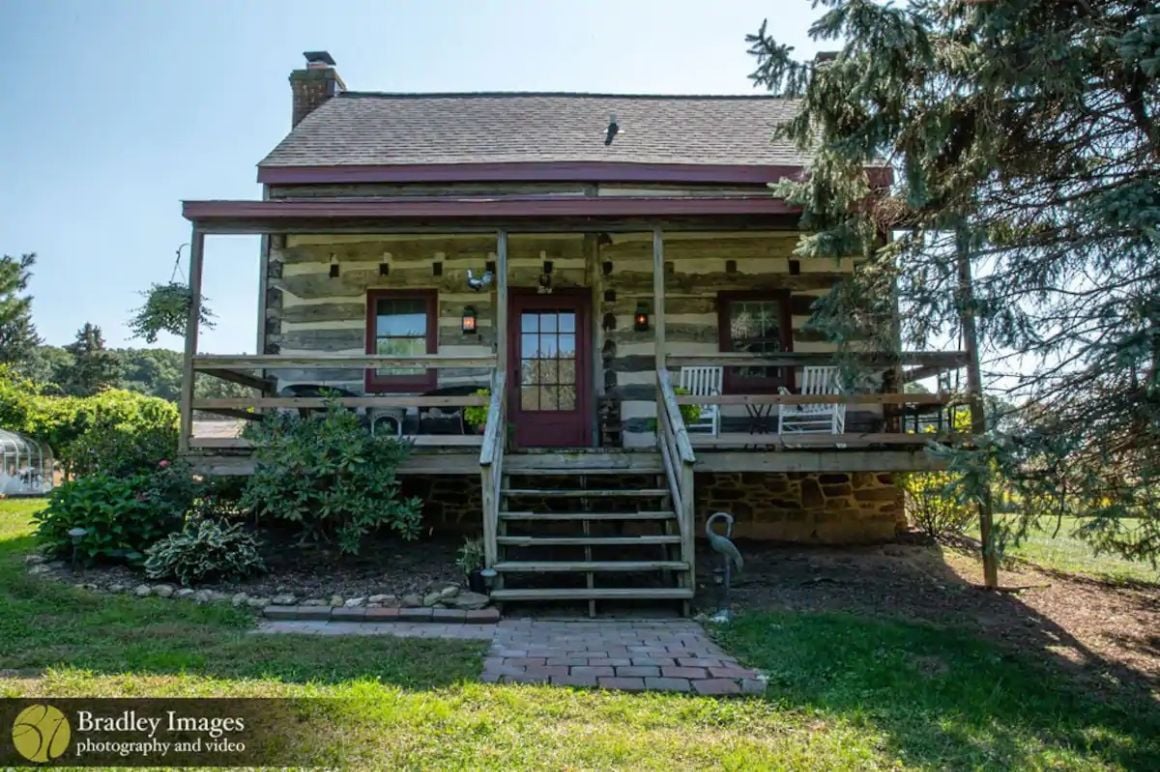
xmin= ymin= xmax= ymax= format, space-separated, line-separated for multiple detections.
xmin=144 ymin=519 xmax=265 ymax=586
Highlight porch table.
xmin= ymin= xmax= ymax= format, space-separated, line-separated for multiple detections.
xmin=743 ymin=402 xmax=777 ymax=450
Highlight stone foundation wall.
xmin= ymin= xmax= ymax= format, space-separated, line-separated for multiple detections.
xmin=405 ymin=470 xmax=906 ymax=544
xmin=695 ymin=471 xmax=905 ymax=544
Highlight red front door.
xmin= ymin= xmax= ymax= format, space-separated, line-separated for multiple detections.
xmin=509 ymin=291 xmax=591 ymax=448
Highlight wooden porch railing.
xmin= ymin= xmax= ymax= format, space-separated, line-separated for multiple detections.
xmin=668 ymin=351 xmax=968 ymax=385
xmin=656 ymin=367 xmax=697 ymax=593
xmin=181 ymin=353 xmax=497 ymax=452
xmin=672 ymin=390 xmax=966 ymax=449
xmin=478 ymin=370 xmax=506 ymax=570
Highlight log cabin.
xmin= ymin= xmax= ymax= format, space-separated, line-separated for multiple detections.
xmin=179 ymin=51 xmax=967 ymax=613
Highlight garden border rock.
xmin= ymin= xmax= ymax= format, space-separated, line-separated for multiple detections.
xmin=23 ymin=552 xmax=496 ymax=615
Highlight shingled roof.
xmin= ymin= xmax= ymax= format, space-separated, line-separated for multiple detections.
xmin=259 ymin=92 xmax=807 ymax=168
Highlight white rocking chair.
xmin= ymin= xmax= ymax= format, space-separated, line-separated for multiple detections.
xmin=678 ymin=366 xmax=723 ymax=436
xmin=778 ymin=366 xmax=846 ymax=434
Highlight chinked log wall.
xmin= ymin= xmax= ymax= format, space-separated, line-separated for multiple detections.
xmin=262 ymin=230 xmax=880 ymax=443
xmin=595 ymin=231 xmax=875 ymax=447
xmin=264 ymin=233 xmax=589 ymax=392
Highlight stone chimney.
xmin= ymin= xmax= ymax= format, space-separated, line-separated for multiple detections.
xmin=289 ymin=51 xmax=345 ymax=127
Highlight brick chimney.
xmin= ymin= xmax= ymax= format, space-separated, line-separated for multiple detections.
xmin=289 ymin=51 xmax=344 ymax=127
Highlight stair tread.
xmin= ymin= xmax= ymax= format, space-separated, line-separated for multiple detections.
xmin=504 ymin=467 xmax=664 ymax=475
xmin=502 ymin=488 xmax=669 ymax=497
xmin=495 ymin=560 xmax=689 ymax=572
xmin=497 ymin=535 xmax=681 ymax=546
xmin=490 ymin=587 xmax=694 ymax=600
xmin=500 ymin=511 xmax=675 ymax=521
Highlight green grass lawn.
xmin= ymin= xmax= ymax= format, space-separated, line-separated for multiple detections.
xmin=996 ymin=515 xmax=1160 ymax=585
xmin=2 ymin=499 xmax=1158 ymax=769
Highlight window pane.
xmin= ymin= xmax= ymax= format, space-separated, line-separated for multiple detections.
xmin=520 ymin=359 xmax=536 ymax=385
xmin=540 ymin=335 xmax=558 ymax=357
xmin=521 ymin=334 xmax=539 ymax=358
xmin=539 ymin=386 xmax=558 ymax=410
xmin=727 ymin=299 xmax=786 ymax=381
xmin=558 ymin=385 xmax=576 ymax=410
xmin=558 ymin=334 xmax=575 ymax=357
xmin=539 ymin=359 xmax=558 ymax=384
xmin=540 ymin=313 xmax=558 ymax=333
xmin=521 ymin=386 xmax=539 ymax=411
xmin=376 ymin=299 xmax=428 ymax=337
xmin=521 ymin=313 xmax=539 ymax=333
xmin=729 ymin=300 xmax=781 ymax=342
xmin=559 ymin=313 xmax=576 ymax=333
xmin=559 ymin=359 xmax=576 ymax=384
xmin=376 ymin=336 xmax=426 ymax=376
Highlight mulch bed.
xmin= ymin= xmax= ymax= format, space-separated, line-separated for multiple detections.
xmin=50 ymin=531 xmax=465 ymax=603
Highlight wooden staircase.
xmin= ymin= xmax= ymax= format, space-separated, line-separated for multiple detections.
xmin=487 ymin=452 xmax=694 ymax=615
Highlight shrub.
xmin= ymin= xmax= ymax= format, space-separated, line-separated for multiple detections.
xmin=144 ymin=519 xmax=265 ymax=586
xmin=0 ymin=368 xmax=178 ymax=476
xmin=35 ymin=463 xmax=193 ymax=563
xmin=240 ymin=405 xmax=422 ymax=554
xmin=61 ymin=390 xmax=178 ymax=477
xmin=902 ymin=471 xmax=975 ymax=539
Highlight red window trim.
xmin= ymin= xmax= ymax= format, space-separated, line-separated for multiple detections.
xmin=717 ymin=290 xmax=794 ymax=394
xmin=364 ymin=289 xmax=438 ymax=393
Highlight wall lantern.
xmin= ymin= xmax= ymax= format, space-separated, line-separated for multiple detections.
xmin=461 ymin=306 xmax=478 ymax=334
xmin=633 ymin=302 xmax=650 ymax=332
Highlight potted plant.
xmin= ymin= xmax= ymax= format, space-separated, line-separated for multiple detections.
xmin=463 ymin=388 xmax=490 ymax=434
xmin=672 ymin=386 xmax=703 ymax=426
xmin=456 ymin=536 xmax=487 ymax=592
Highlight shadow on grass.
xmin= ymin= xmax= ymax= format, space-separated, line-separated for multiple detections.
xmin=718 ymin=611 xmax=1159 ymax=770
xmin=0 ymin=530 xmax=485 ymax=688
xmin=709 ymin=533 xmax=1160 ymax=771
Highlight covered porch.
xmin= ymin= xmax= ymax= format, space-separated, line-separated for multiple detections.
xmin=178 ymin=197 xmax=972 ymax=578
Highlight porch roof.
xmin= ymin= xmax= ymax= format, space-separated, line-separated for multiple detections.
xmin=181 ymin=194 xmax=802 ymax=233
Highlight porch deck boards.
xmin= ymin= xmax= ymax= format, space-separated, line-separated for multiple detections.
xmin=181 ymin=445 xmax=950 ymax=476
xmin=494 ymin=560 xmax=689 ymax=573
xmin=489 ymin=587 xmax=694 ymax=601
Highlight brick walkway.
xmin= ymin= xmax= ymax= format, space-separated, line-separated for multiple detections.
xmin=258 ymin=617 xmax=764 ymax=695
xmin=484 ymin=618 xmax=764 ymax=695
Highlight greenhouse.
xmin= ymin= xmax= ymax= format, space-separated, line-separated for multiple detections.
xmin=0 ymin=429 xmax=54 ymax=496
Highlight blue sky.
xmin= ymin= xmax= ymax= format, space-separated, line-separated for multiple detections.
xmin=0 ymin=0 xmax=820 ymax=354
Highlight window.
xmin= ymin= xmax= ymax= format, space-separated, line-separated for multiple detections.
xmin=519 ymin=310 xmax=578 ymax=412
xmin=718 ymin=291 xmax=793 ymax=392
xmin=365 ymin=290 xmax=437 ymax=392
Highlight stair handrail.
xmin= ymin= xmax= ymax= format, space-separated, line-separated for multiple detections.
xmin=656 ymin=367 xmax=696 ymax=591
xmin=479 ymin=369 xmax=506 ymax=569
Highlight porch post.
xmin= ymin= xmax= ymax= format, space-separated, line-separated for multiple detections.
xmin=652 ymin=227 xmax=666 ymax=372
xmin=495 ymin=229 xmax=509 ymax=378
xmin=178 ymin=227 xmax=205 ymax=453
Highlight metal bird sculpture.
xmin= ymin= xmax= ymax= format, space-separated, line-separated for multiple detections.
xmin=705 ymin=512 xmax=743 ymax=573
xmin=705 ymin=512 xmax=743 ymax=620
xmin=466 ymin=269 xmax=494 ymax=292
